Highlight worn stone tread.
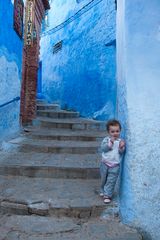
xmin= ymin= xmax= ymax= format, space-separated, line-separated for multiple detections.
xmin=37 ymin=108 xmax=76 ymax=112
xmin=32 ymin=117 xmax=106 ymax=131
xmin=37 ymin=109 xmax=79 ymax=119
xmin=0 ymin=176 xmax=102 ymax=204
xmin=0 ymin=152 xmax=100 ymax=179
xmin=0 ymin=152 xmax=100 ymax=168
xmin=23 ymin=127 xmax=106 ymax=139
xmin=0 ymin=214 xmax=142 ymax=240
xmin=0 ymin=176 xmax=115 ymax=217
xmin=9 ymin=137 xmax=100 ymax=147
xmin=34 ymin=116 xmax=105 ymax=125
xmin=7 ymin=137 xmax=100 ymax=154
xmin=37 ymin=103 xmax=60 ymax=108
xmin=37 ymin=109 xmax=79 ymax=114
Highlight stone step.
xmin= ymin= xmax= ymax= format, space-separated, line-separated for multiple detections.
xmin=0 ymin=176 xmax=113 ymax=218
xmin=37 ymin=109 xmax=79 ymax=118
xmin=33 ymin=117 xmax=106 ymax=131
xmin=0 ymin=152 xmax=100 ymax=179
xmin=0 ymin=214 xmax=142 ymax=240
xmin=37 ymin=103 xmax=60 ymax=111
xmin=0 ymin=165 xmax=99 ymax=180
xmin=24 ymin=127 xmax=106 ymax=141
xmin=8 ymin=137 xmax=101 ymax=154
xmin=36 ymin=99 xmax=48 ymax=104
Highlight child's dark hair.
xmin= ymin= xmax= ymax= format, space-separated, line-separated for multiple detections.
xmin=106 ymin=119 xmax=121 ymax=132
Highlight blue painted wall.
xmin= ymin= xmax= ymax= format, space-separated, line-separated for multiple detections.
xmin=117 ymin=1 xmax=160 ymax=239
xmin=0 ymin=0 xmax=23 ymax=141
xmin=40 ymin=0 xmax=116 ymax=119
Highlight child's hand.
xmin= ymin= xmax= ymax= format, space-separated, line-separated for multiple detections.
xmin=108 ymin=138 xmax=114 ymax=149
xmin=119 ymin=140 xmax=125 ymax=148
xmin=119 ymin=140 xmax=126 ymax=152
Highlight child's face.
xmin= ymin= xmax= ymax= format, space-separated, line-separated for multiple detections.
xmin=108 ymin=125 xmax=120 ymax=140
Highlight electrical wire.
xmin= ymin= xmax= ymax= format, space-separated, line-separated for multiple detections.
xmin=42 ymin=0 xmax=104 ymax=37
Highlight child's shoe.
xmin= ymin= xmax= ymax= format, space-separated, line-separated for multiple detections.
xmin=99 ymin=192 xmax=104 ymax=197
xmin=103 ymin=196 xmax=111 ymax=203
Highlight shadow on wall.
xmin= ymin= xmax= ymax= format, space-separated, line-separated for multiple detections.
xmin=0 ymin=101 xmax=20 ymax=142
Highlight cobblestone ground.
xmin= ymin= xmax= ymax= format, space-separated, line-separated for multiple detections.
xmin=0 ymin=213 xmax=142 ymax=240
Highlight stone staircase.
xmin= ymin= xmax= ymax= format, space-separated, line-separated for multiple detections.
xmin=0 ymin=101 xmax=142 ymax=239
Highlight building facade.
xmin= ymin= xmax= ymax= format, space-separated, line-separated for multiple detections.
xmin=0 ymin=0 xmax=23 ymax=140
xmin=117 ymin=1 xmax=160 ymax=239
xmin=40 ymin=0 xmax=117 ymax=119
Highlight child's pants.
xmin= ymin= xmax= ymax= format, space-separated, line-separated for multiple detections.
xmin=100 ymin=162 xmax=120 ymax=198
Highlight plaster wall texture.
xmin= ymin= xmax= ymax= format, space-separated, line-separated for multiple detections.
xmin=0 ymin=0 xmax=23 ymax=140
xmin=117 ymin=1 xmax=160 ymax=239
xmin=40 ymin=0 xmax=116 ymax=119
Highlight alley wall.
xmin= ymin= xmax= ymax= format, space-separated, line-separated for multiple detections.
xmin=0 ymin=0 xmax=23 ymax=140
xmin=117 ymin=0 xmax=160 ymax=239
xmin=40 ymin=0 xmax=116 ymax=119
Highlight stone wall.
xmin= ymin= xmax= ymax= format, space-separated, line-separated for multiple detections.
xmin=117 ymin=1 xmax=160 ymax=239
xmin=40 ymin=0 xmax=116 ymax=120
xmin=0 ymin=0 xmax=23 ymax=140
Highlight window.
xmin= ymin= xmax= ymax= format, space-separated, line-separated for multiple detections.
xmin=53 ymin=41 xmax=63 ymax=54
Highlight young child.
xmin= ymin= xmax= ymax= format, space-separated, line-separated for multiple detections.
xmin=100 ymin=119 xmax=125 ymax=203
